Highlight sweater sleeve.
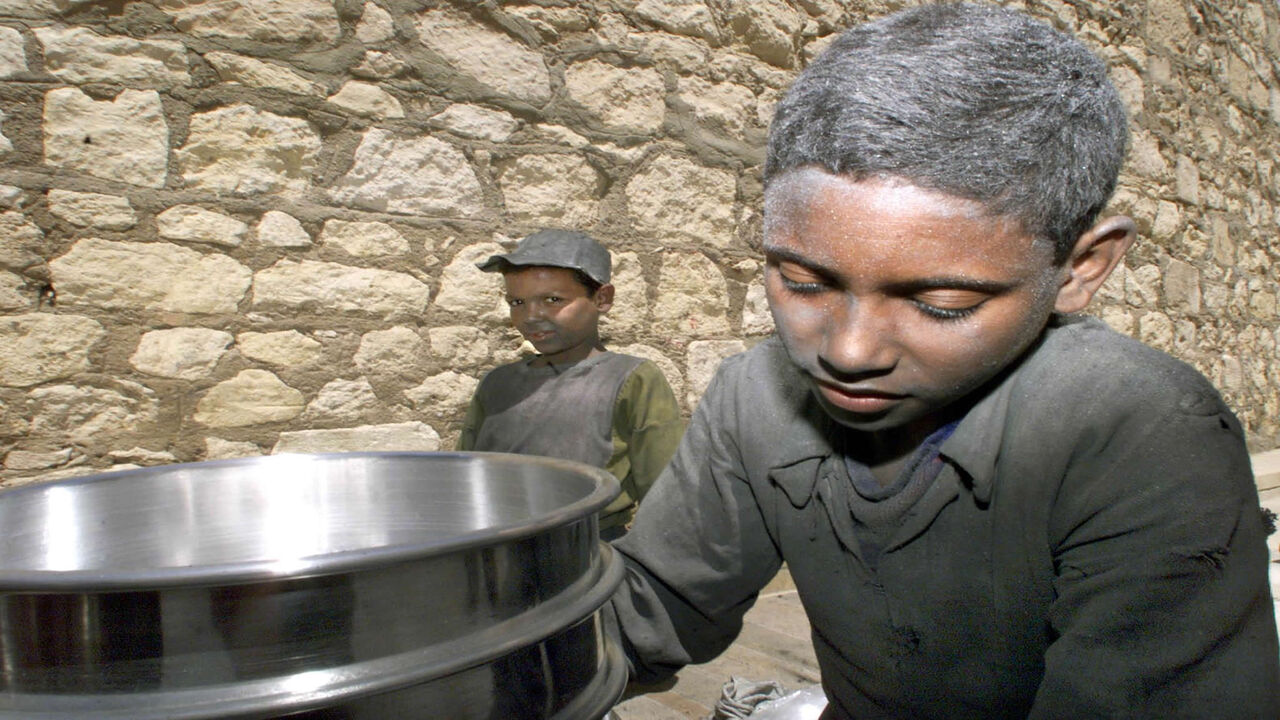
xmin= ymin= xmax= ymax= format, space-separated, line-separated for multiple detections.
xmin=612 ymin=360 xmax=685 ymax=506
xmin=455 ymin=386 xmax=485 ymax=452
xmin=609 ymin=359 xmax=783 ymax=682
xmin=1030 ymin=400 xmax=1279 ymax=718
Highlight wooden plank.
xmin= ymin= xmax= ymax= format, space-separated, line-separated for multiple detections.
xmin=612 ymin=691 xmax=700 ymax=720
xmin=614 ymin=590 xmax=819 ymax=719
xmin=744 ymin=592 xmax=813 ymax=641
xmin=732 ymin=622 xmax=820 ymax=676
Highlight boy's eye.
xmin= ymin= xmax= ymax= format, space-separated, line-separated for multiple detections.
xmin=545 ymin=295 xmax=563 ymax=304
xmin=775 ymin=261 xmax=830 ymax=294
xmin=910 ymin=290 xmax=987 ymax=321
xmin=507 ymin=298 xmax=523 ymax=307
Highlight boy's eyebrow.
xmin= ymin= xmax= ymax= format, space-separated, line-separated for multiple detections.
xmin=761 ymin=244 xmax=828 ymax=272
xmin=882 ymin=277 xmax=1019 ymax=295
xmin=763 ymin=243 xmax=1018 ymax=294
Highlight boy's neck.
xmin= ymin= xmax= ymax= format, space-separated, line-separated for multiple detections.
xmin=852 ymin=407 xmax=964 ymax=488
xmin=529 ymin=342 xmax=606 ymax=368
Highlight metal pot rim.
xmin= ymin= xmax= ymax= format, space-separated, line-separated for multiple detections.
xmin=0 ymin=451 xmax=620 ymax=591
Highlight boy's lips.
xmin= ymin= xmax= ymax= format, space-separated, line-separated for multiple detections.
xmin=815 ymin=381 xmax=905 ymax=414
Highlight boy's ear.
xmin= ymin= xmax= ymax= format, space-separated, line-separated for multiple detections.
xmin=593 ymin=283 xmax=615 ymax=313
xmin=1053 ymin=215 xmax=1135 ymax=314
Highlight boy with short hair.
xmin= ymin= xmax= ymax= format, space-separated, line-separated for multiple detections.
xmin=458 ymin=229 xmax=683 ymax=540
xmin=610 ymin=4 xmax=1279 ymax=718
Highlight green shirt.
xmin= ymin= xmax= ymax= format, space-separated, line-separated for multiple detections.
xmin=457 ymin=353 xmax=684 ymax=531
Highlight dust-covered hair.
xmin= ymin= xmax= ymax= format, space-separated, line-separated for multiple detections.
xmin=765 ymin=3 xmax=1128 ymax=263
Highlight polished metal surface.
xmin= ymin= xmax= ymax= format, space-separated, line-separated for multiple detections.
xmin=0 ymin=452 xmax=627 ymax=719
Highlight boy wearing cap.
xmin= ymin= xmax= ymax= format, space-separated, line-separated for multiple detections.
xmin=458 ymin=229 xmax=684 ymax=540
xmin=609 ymin=4 xmax=1278 ymax=718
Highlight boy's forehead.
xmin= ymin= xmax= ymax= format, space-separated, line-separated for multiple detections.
xmin=501 ymin=265 xmax=586 ymax=293
xmin=765 ymin=168 xmax=988 ymax=222
xmin=763 ymin=168 xmax=1053 ymax=266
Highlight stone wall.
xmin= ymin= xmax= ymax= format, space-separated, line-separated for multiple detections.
xmin=0 ymin=0 xmax=1277 ymax=485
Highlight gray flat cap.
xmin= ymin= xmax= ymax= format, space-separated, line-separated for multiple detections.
xmin=476 ymin=229 xmax=611 ymax=285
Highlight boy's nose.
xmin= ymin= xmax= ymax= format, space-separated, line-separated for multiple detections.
xmin=818 ymin=299 xmax=896 ymax=379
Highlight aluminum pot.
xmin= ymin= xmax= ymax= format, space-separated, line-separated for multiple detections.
xmin=0 ymin=452 xmax=628 ymax=719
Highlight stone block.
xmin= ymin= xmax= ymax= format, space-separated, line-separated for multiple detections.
xmin=431 ymin=242 xmax=510 ymax=324
xmin=654 ymin=252 xmax=731 ymax=337
xmin=634 ymin=32 xmax=712 ymax=74
xmin=686 ymin=339 xmax=746 ymax=407
xmin=28 ymin=379 xmax=159 ymax=447
xmin=0 ymin=0 xmax=58 ymax=15
xmin=329 ymin=129 xmax=483 ymax=216
xmin=1172 ymin=319 xmax=1198 ymax=356
xmin=0 ymin=26 xmax=27 ymax=78
xmin=50 ymin=238 xmax=252 ymax=314
xmin=0 ymin=111 xmax=10 ymax=156
xmin=1144 ymin=0 xmax=1193 ymax=51
xmin=107 ymin=447 xmax=176 ymax=466
xmin=357 ymin=3 xmax=396 ymax=44
xmin=628 ymin=155 xmax=737 ymax=249
xmin=499 ymin=153 xmax=601 ymax=226
xmin=319 ymin=219 xmax=409 ymax=258
xmin=1137 ymin=310 xmax=1174 ymax=351
xmin=415 ymin=9 xmax=551 ymax=105
xmin=1127 ymin=128 xmax=1168 ymax=179
xmin=47 ymin=190 xmax=137 ymax=230
xmin=742 ymin=281 xmax=774 ymax=335
xmin=204 ymin=52 xmax=325 ymax=96
xmin=43 ymin=88 xmax=169 ymax=189
xmin=35 ymin=26 xmax=189 ymax=87
xmin=0 ymin=270 xmax=26 ymax=311
xmin=404 ymin=371 xmax=478 ymax=417
xmin=194 ymin=369 xmax=305 ymax=427
xmin=600 ymin=251 xmax=647 ymax=337
xmin=0 ymin=211 xmax=46 ymax=276
xmin=678 ymin=75 xmax=757 ymax=136
xmin=505 ymin=5 xmax=590 ymax=40
xmin=303 ymin=378 xmax=383 ymax=423
xmin=1161 ymin=257 xmax=1201 ymax=314
xmin=237 ymin=330 xmax=323 ymax=367
xmin=726 ymin=0 xmax=803 ymax=68
xmin=327 ymin=81 xmax=404 ymax=119
xmin=1174 ymin=155 xmax=1200 ymax=205
xmin=428 ymin=326 xmax=492 ymax=368
xmin=252 ymin=260 xmax=430 ymax=319
xmin=1252 ymin=290 xmax=1277 ymax=320
xmin=4 ymin=448 xmax=74 ymax=471
xmin=1151 ymin=200 xmax=1182 ymax=241
xmin=1124 ymin=263 xmax=1161 ymax=308
xmin=272 ymin=422 xmax=441 ymax=454
xmin=564 ymin=60 xmax=665 ymax=132
xmin=429 ymin=104 xmax=519 ymax=142
xmin=256 ymin=210 xmax=311 ymax=248
xmin=640 ymin=0 xmax=721 ymax=39
xmin=130 ymin=327 xmax=233 ymax=380
xmin=205 ymin=437 xmax=262 ymax=460
xmin=177 ymin=105 xmax=320 ymax=196
xmin=0 ymin=313 xmax=105 ymax=387
xmin=352 ymin=51 xmax=408 ymax=80
xmin=354 ymin=326 xmax=428 ymax=380
xmin=635 ymin=0 xmax=717 ymax=40
xmin=1099 ymin=306 xmax=1134 ymax=336
xmin=158 ymin=0 xmax=340 ymax=43
xmin=156 ymin=205 xmax=249 ymax=247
